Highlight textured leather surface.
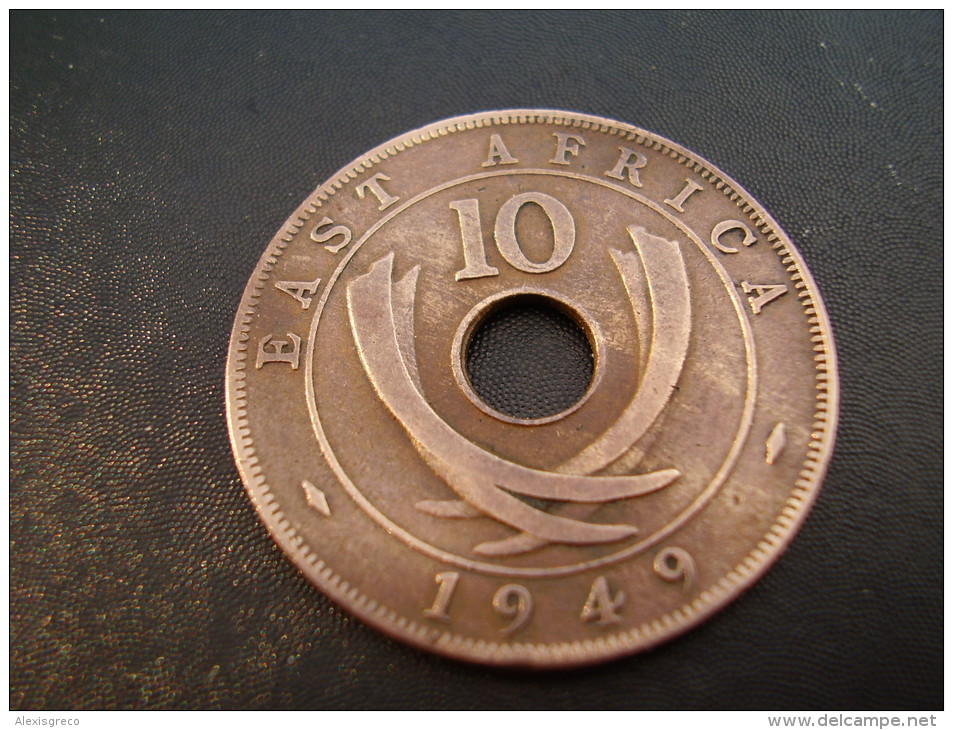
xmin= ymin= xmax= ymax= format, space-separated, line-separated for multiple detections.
xmin=467 ymin=303 xmax=594 ymax=419
xmin=11 ymin=10 xmax=942 ymax=709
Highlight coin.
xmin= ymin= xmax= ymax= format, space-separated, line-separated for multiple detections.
xmin=225 ymin=110 xmax=839 ymax=667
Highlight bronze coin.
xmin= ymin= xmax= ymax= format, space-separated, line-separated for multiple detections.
xmin=225 ymin=110 xmax=839 ymax=667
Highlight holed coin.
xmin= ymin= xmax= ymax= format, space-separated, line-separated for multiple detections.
xmin=225 ymin=110 xmax=839 ymax=667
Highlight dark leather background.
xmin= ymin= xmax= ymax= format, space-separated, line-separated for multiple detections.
xmin=10 ymin=10 xmax=942 ymax=710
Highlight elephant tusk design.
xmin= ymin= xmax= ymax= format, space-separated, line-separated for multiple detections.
xmin=473 ymin=225 xmax=692 ymax=556
xmin=346 ymin=224 xmax=689 ymax=553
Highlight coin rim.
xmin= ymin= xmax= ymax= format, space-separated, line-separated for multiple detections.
xmin=225 ymin=109 xmax=840 ymax=668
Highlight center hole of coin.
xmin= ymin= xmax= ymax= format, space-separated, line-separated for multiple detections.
xmin=464 ymin=294 xmax=594 ymax=421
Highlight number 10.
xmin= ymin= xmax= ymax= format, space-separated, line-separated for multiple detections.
xmin=451 ymin=192 xmax=576 ymax=281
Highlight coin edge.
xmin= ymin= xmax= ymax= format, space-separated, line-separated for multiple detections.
xmin=224 ymin=109 xmax=841 ymax=668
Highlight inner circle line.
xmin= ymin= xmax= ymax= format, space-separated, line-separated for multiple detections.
xmin=303 ymin=168 xmax=758 ymax=579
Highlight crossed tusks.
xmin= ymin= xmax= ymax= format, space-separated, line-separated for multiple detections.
xmin=346 ymin=226 xmax=691 ymax=556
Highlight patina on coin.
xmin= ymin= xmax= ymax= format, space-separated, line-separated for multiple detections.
xmin=226 ymin=110 xmax=839 ymax=667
